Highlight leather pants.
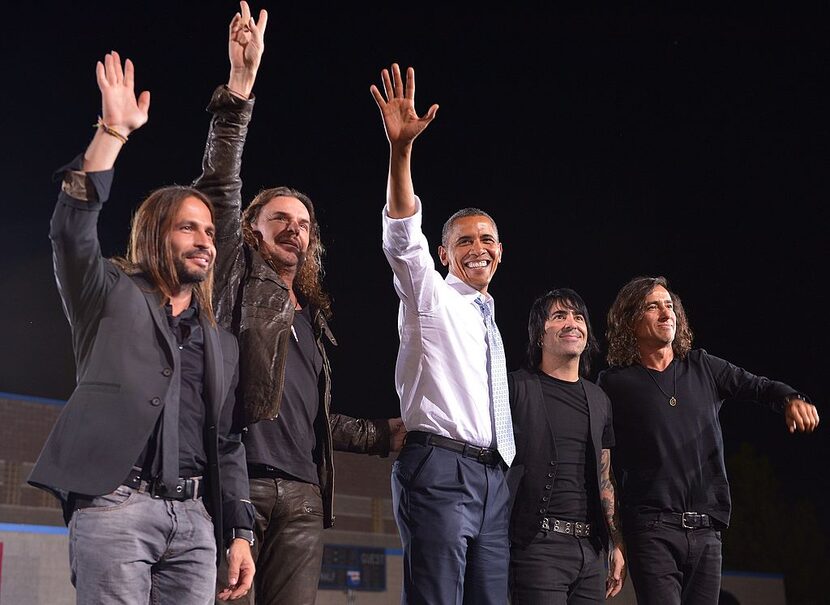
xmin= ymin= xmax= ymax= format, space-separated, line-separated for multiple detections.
xmin=217 ymin=477 xmax=324 ymax=605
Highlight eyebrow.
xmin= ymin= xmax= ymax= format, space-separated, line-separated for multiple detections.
xmin=269 ymin=211 xmax=310 ymax=224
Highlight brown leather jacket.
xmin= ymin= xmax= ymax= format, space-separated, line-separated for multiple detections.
xmin=192 ymin=85 xmax=390 ymax=527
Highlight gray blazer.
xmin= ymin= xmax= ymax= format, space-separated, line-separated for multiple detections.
xmin=28 ymin=162 xmax=251 ymax=549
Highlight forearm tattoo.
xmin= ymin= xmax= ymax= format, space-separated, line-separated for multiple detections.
xmin=600 ymin=448 xmax=624 ymax=547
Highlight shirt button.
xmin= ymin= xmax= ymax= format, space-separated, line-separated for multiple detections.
xmin=162 ymin=368 xmax=172 ymax=377
xmin=150 ymin=397 xmax=161 ymax=406
xmin=545 ymin=484 xmax=552 ymax=490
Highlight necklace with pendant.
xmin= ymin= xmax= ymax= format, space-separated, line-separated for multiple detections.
xmin=641 ymin=362 xmax=677 ymax=406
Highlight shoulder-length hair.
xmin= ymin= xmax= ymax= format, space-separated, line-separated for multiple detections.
xmin=525 ymin=287 xmax=599 ymax=378
xmin=605 ymin=275 xmax=693 ymax=367
xmin=241 ymin=186 xmax=332 ymax=318
xmin=112 ymin=186 xmax=216 ymax=324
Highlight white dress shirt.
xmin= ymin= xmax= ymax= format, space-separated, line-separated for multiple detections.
xmin=382 ymin=198 xmax=497 ymax=448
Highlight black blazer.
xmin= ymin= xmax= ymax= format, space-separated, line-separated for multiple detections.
xmin=506 ymin=367 xmax=613 ymax=549
xmin=28 ymin=169 xmax=251 ymax=551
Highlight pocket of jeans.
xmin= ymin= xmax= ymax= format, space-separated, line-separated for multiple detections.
xmin=197 ymin=499 xmax=214 ymax=522
xmin=75 ymin=484 xmax=138 ymax=514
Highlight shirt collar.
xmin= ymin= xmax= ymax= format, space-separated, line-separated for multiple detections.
xmin=445 ymin=272 xmax=494 ymax=309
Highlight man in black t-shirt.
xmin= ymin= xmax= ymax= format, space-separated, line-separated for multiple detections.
xmin=598 ymin=275 xmax=819 ymax=605
xmin=508 ymin=288 xmax=626 ymax=603
xmin=192 ymin=4 xmax=406 ymax=603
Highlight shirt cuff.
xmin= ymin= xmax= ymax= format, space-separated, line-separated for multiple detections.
xmin=53 ymin=152 xmax=115 ymax=203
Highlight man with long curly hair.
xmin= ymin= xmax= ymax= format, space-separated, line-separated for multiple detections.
xmin=192 ymin=4 xmax=405 ymax=603
xmin=597 ymin=275 xmax=819 ymax=605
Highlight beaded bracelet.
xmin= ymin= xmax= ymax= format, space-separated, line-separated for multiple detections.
xmin=93 ymin=116 xmax=129 ymax=144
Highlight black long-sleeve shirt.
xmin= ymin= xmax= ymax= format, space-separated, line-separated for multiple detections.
xmin=597 ymin=348 xmax=799 ymax=528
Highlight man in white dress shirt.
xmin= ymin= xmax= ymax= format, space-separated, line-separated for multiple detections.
xmin=370 ymin=63 xmax=514 ymax=604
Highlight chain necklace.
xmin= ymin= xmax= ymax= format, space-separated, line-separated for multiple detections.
xmin=641 ymin=362 xmax=677 ymax=407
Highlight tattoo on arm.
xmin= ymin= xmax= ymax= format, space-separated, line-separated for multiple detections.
xmin=600 ymin=448 xmax=624 ymax=547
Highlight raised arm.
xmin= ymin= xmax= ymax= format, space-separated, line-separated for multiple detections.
xmin=227 ymin=0 xmax=268 ymax=99
xmin=84 ymin=51 xmax=150 ymax=171
xmin=193 ymin=1 xmax=267 ymax=309
xmin=370 ymin=63 xmax=438 ymax=218
xmin=600 ymin=448 xmax=626 ymax=598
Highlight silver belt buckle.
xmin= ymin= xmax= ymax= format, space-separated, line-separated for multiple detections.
xmin=681 ymin=511 xmax=699 ymax=529
xmin=189 ymin=476 xmax=201 ymax=500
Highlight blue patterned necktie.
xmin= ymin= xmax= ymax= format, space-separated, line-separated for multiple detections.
xmin=475 ymin=296 xmax=515 ymax=467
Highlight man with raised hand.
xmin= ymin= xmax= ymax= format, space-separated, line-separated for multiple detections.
xmin=28 ymin=50 xmax=255 ymax=603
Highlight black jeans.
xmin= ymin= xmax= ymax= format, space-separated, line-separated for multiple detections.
xmin=510 ymin=531 xmax=606 ymax=604
xmin=625 ymin=518 xmax=722 ymax=605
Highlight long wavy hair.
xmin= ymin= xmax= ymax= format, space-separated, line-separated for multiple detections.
xmin=112 ymin=186 xmax=216 ymax=324
xmin=525 ymin=288 xmax=599 ymax=378
xmin=241 ymin=186 xmax=332 ymax=318
xmin=605 ymin=275 xmax=693 ymax=367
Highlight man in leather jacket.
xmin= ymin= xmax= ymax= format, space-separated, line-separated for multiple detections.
xmin=192 ymin=4 xmax=405 ymax=604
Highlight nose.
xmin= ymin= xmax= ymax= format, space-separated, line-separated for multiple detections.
xmin=285 ymin=218 xmax=300 ymax=234
xmin=194 ymin=228 xmax=212 ymax=248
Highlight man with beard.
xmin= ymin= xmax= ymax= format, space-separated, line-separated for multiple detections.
xmin=28 ymin=51 xmax=255 ymax=602
xmin=193 ymin=4 xmax=406 ymax=603
xmin=598 ymin=275 xmax=819 ymax=605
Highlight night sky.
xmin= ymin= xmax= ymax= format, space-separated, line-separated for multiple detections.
xmin=1 ymin=4 xmax=826 ymax=538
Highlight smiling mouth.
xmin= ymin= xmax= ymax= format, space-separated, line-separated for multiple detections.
xmin=465 ymin=260 xmax=489 ymax=269
xmin=187 ymin=254 xmax=211 ymax=267
xmin=277 ymin=239 xmax=301 ymax=252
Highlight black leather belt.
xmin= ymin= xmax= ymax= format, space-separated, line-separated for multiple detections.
xmin=122 ymin=467 xmax=204 ymax=501
xmin=406 ymin=431 xmax=501 ymax=466
xmin=661 ymin=511 xmax=712 ymax=529
xmin=542 ymin=517 xmax=593 ymax=537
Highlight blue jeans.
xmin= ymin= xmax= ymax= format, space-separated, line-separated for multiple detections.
xmin=69 ymin=484 xmax=217 ymax=605
xmin=392 ymin=442 xmax=510 ymax=605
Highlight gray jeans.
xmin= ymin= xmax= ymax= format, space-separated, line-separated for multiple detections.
xmin=69 ymin=484 xmax=217 ymax=604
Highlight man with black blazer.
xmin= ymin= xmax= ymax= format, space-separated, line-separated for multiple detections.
xmin=28 ymin=51 xmax=255 ymax=603
xmin=508 ymin=288 xmax=626 ymax=604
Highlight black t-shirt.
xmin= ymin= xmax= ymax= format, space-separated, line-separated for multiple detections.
xmin=538 ymin=374 xmax=598 ymax=522
xmin=243 ymin=306 xmax=322 ymax=485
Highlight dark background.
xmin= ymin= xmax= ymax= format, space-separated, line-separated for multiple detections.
xmin=1 ymin=0 xmax=827 ymax=579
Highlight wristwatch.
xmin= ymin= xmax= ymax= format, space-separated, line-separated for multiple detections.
xmin=229 ymin=527 xmax=255 ymax=547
